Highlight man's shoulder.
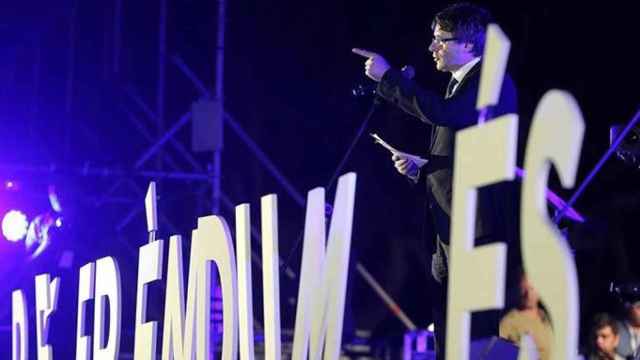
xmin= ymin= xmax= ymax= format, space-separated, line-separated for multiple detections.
xmin=615 ymin=320 xmax=630 ymax=336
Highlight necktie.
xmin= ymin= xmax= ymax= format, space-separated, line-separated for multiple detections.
xmin=432 ymin=77 xmax=459 ymax=150
xmin=446 ymin=77 xmax=459 ymax=98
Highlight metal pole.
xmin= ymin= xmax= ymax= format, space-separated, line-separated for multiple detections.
xmin=157 ymin=0 xmax=168 ymax=171
xmin=121 ymin=107 xmax=184 ymax=171
xmin=170 ymin=57 xmax=306 ymax=207
xmin=210 ymin=0 xmax=227 ymax=351
xmin=65 ymin=0 xmax=78 ymax=162
xmin=134 ymin=111 xmax=193 ymax=169
xmin=103 ymin=10 xmax=110 ymax=80
xmin=211 ymin=0 xmax=226 ymax=214
xmin=356 ymin=263 xmax=417 ymax=331
xmin=125 ymin=87 xmax=205 ymax=171
xmin=113 ymin=0 xmax=122 ymax=74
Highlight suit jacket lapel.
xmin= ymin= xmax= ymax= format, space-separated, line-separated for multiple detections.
xmin=430 ymin=61 xmax=482 ymax=152
xmin=449 ymin=61 xmax=481 ymax=97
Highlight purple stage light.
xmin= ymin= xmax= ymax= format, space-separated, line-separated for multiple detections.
xmin=4 ymin=180 xmax=19 ymax=191
xmin=2 ymin=210 xmax=29 ymax=242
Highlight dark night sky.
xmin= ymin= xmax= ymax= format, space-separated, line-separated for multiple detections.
xmin=1 ymin=0 xmax=640 ymax=356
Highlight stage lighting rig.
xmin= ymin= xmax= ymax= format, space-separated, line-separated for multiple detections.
xmin=0 ymin=180 xmax=64 ymax=260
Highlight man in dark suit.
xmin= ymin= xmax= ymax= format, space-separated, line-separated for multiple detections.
xmin=353 ymin=3 xmax=518 ymax=359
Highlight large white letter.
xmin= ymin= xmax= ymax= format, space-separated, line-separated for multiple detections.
xmin=261 ymin=194 xmax=282 ymax=360
xmin=236 ymin=204 xmax=256 ymax=360
xmin=195 ymin=216 xmax=238 ymax=360
xmin=162 ymin=216 xmax=238 ymax=360
xmin=291 ymin=187 xmax=325 ymax=360
xmin=76 ymin=262 xmax=95 ymax=360
xmin=134 ymin=240 xmax=164 ymax=359
xmin=521 ymin=90 xmax=583 ymax=359
xmin=12 ymin=289 xmax=28 ymax=360
xmin=290 ymin=172 xmax=357 ymax=360
xmin=446 ymin=115 xmax=518 ymax=360
xmin=35 ymin=273 xmax=60 ymax=360
xmin=162 ymin=235 xmax=190 ymax=360
xmin=93 ymin=256 xmax=122 ymax=359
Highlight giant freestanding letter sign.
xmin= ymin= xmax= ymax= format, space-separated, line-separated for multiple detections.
xmin=93 ymin=257 xmax=122 ymax=360
xmin=521 ymin=90 xmax=584 ymax=360
xmin=35 ymin=274 xmax=60 ymax=360
xmin=12 ymin=289 xmax=28 ymax=360
xmin=134 ymin=239 xmax=164 ymax=359
xmin=162 ymin=216 xmax=238 ymax=360
xmin=446 ymin=115 xmax=518 ymax=360
xmin=291 ymin=173 xmax=357 ymax=360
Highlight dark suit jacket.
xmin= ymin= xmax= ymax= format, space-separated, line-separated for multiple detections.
xmin=376 ymin=61 xmax=518 ymax=244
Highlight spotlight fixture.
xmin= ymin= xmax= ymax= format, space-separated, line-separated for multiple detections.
xmin=1 ymin=210 xmax=29 ymax=242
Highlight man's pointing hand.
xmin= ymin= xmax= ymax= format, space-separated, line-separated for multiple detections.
xmin=352 ymin=48 xmax=391 ymax=82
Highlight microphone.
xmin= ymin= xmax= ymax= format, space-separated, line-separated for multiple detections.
xmin=400 ymin=65 xmax=416 ymax=80
xmin=351 ymin=65 xmax=416 ymax=97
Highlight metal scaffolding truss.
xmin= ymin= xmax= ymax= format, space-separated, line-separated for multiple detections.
xmin=2 ymin=0 xmax=304 ymax=274
xmin=1 ymin=1 xmax=418 ymax=341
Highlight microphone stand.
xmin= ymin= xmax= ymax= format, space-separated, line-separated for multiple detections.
xmin=285 ymin=67 xmax=414 ymax=259
xmin=326 ymin=64 xmax=415 ymax=196
xmin=282 ymin=95 xmax=382 ymax=268
xmin=326 ymin=98 xmax=382 ymax=195
xmin=281 ymin=93 xmax=421 ymax=332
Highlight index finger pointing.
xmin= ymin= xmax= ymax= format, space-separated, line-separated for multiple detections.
xmin=352 ymin=48 xmax=378 ymax=58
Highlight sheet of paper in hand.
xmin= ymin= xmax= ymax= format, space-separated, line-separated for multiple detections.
xmin=370 ymin=133 xmax=429 ymax=167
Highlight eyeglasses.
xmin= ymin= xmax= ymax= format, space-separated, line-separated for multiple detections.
xmin=430 ymin=37 xmax=459 ymax=47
